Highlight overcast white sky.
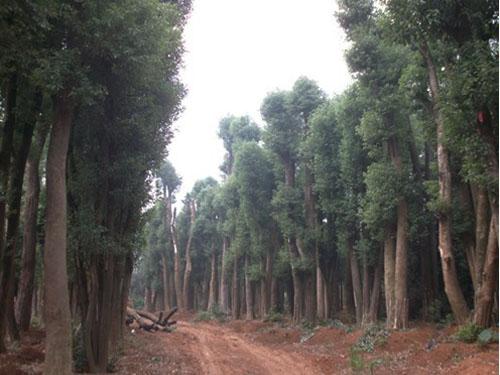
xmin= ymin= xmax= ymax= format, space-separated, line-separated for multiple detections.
xmin=168 ymin=0 xmax=352 ymax=200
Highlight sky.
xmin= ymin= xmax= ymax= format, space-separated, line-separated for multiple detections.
xmin=168 ymin=0 xmax=352 ymax=201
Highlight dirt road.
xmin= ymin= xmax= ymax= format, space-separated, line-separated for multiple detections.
xmin=165 ymin=321 xmax=321 ymax=375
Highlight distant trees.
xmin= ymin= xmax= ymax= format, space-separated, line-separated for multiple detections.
xmin=135 ymin=0 xmax=497 ymax=332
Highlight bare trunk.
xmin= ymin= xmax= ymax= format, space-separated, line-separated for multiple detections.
xmin=244 ymin=255 xmax=253 ymax=320
xmin=349 ymin=243 xmax=363 ymax=325
xmin=232 ymin=253 xmax=240 ymax=319
xmin=183 ymin=200 xmax=196 ymax=310
xmin=473 ymin=215 xmax=498 ymax=327
xmin=393 ymin=198 xmax=409 ymax=329
xmin=368 ymin=248 xmax=384 ymax=324
xmin=219 ymin=237 xmax=229 ymax=313
xmin=170 ymin=208 xmax=184 ymax=309
xmin=0 ymin=75 xmax=17 ymax=352
xmin=161 ymin=253 xmax=170 ymax=311
xmin=208 ymin=244 xmax=217 ymax=311
xmin=43 ymin=92 xmax=73 ymax=375
xmin=384 ymin=227 xmax=396 ymax=327
xmin=316 ymin=247 xmax=325 ymax=320
xmin=16 ymin=123 xmax=49 ymax=331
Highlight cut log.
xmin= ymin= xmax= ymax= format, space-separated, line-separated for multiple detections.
xmin=126 ymin=306 xmax=176 ymax=333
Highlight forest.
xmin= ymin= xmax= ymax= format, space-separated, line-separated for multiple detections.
xmin=0 ymin=0 xmax=498 ymax=374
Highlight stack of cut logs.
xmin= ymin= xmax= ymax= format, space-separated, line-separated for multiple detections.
xmin=126 ymin=306 xmax=177 ymax=332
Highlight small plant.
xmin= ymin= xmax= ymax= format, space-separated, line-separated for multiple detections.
xmin=349 ymin=347 xmax=365 ymax=372
xmin=353 ymin=325 xmax=389 ymax=353
xmin=194 ymin=310 xmax=213 ymax=322
xmin=193 ymin=305 xmax=227 ymax=323
xmin=264 ymin=309 xmax=284 ymax=323
xmin=477 ymin=328 xmax=499 ymax=347
xmin=454 ymin=323 xmax=482 ymax=343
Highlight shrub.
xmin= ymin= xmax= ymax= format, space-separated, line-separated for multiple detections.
xmin=263 ymin=309 xmax=284 ymax=323
xmin=353 ymin=325 xmax=389 ymax=353
xmin=349 ymin=347 xmax=365 ymax=372
xmin=455 ymin=323 xmax=482 ymax=343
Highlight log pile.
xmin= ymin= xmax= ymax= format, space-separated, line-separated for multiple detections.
xmin=126 ymin=306 xmax=177 ymax=332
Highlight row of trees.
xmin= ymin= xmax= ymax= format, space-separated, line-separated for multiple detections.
xmin=0 ymin=0 xmax=190 ymax=373
xmin=134 ymin=0 xmax=498 ymax=331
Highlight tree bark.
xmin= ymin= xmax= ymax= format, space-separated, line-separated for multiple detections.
xmin=420 ymin=42 xmax=470 ymax=324
xmin=368 ymin=248 xmax=384 ymax=324
xmin=384 ymin=226 xmax=396 ymax=327
xmin=161 ymin=253 xmax=170 ymax=311
xmin=349 ymin=242 xmax=363 ymax=325
xmin=473 ymin=215 xmax=498 ymax=327
xmin=16 ymin=122 xmax=49 ymax=331
xmin=244 ymin=255 xmax=253 ymax=320
xmin=219 ymin=237 xmax=229 ymax=313
xmin=170 ymin=207 xmax=183 ymax=309
xmin=183 ymin=200 xmax=196 ymax=310
xmin=207 ymin=244 xmax=217 ymax=311
xmin=393 ymin=198 xmax=409 ymax=329
xmin=43 ymin=92 xmax=73 ymax=375
xmin=0 ymin=74 xmax=17 ymax=353
xmin=232 ymin=252 xmax=240 ymax=319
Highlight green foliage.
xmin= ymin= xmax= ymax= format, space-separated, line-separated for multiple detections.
xmin=353 ymin=325 xmax=389 ymax=353
xmin=349 ymin=347 xmax=365 ymax=372
xmin=194 ymin=305 xmax=227 ymax=323
xmin=263 ymin=309 xmax=284 ymax=323
xmin=454 ymin=323 xmax=482 ymax=343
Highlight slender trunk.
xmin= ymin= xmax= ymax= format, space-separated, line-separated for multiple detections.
xmin=368 ymin=248 xmax=384 ymax=324
xmin=316 ymin=247 xmax=325 ymax=320
xmin=219 ymin=237 xmax=229 ymax=313
xmin=361 ymin=259 xmax=370 ymax=326
xmin=384 ymin=226 xmax=396 ymax=327
xmin=349 ymin=242 xmax=363 ymax=324
xmin=244 ymin=255 xmax=253 ymax=320
xmin=161 ymin=253 xmax=170 ymax=311
xmin=183 ymin=200 xmax=196 ymax=310
xmin=0 ymin=75 xmax=17 ymax=352
xmin=17 ymin=122 xmax=49 ymax=331
xmin=393 ymin=198 xmax=409 ymax=329
xmin=473 ymin=215 xmax=498 ymax=327
xmin=473 ymin=187 xmax=490 ymax=286
xmin=232 ymin=253 xmax=239 ymax=319
xmin=170 ymin=208 xmax=183 ymax=309
xmin=208 ymin=244 xmax=217 ymax=311
xmin=145 ymin=285 xmax=153 ymax=312
xmin=43 ymin=92 xmax=73 ymax=375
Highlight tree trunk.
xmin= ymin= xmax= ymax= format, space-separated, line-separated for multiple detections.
xmin=207 ymin=244 xmax=217 ymax=311
xmin=473 ymin=215 xmax=498 ymax=327
xmin=232 ymin=253 xmax=240 ymax=319
xmin=384 ymin=227 xmax=396 ymax=327
xmin=349 ymin=243 xmax=363 ymax=325
xmin=170 ymin=208 xmax=184 ymax=309
xmin=420 ymin=42 xmax=470 ymax=325
xmin=16 ymin=122 xmax=49 ymax=331
xmin=219 ymin=237 xmax=229 ymax=313
xmin=244 ymin=255 xmax=253 ymax=320
xmin=43 ymin=92 xmax=73 ymax=375
xmin=393 ymin=198 xmax=409 ymax=329
xmin=0 ymin=75 xmax=17 ymax=352
xmin=161 ymin=253 xmax=170 ymax=311
xmin=368 ymin=248 xmax=384 ymax=324
xmin=183 ymin=200 xmax=196 ymax=310
xmin=316 ymin=247 xmax=326 ymax=320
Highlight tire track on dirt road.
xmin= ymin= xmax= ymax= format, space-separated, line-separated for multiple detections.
xmin=176 ymin=321 xmax=321 ymax=375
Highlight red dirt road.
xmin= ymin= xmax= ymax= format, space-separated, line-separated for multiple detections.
xmin=173 ymin=321 xmax=319 ymax=375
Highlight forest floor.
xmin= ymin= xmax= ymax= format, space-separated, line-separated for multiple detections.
xmin=0 ymin=314 xmax=498 ymax=374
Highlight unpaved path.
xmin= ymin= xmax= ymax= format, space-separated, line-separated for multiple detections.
xmin=164 ymin=321 xmax=321 ymax=375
